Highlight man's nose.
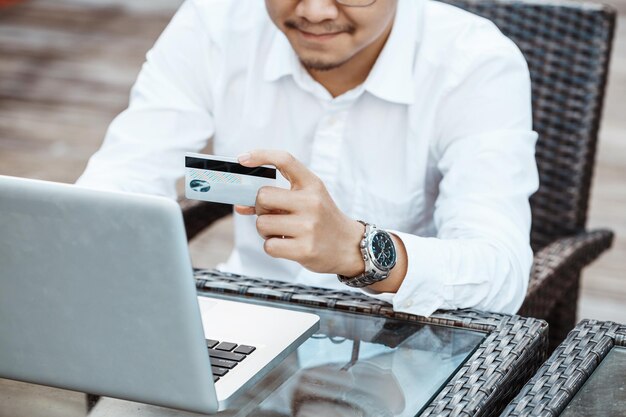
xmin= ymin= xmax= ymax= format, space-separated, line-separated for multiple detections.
xmin=295 ymin=0 xmax=340 ymax=23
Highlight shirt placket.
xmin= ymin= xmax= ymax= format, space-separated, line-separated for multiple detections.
xmin=308 ymin=102 xmax=352 ymax=200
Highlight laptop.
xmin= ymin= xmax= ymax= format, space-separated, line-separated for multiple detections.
xmin=0 ymin=175 xmax=319 ymax=414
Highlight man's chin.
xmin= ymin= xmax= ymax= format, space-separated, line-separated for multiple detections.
xmin=299 ymin=57 xmax=346 ymax=72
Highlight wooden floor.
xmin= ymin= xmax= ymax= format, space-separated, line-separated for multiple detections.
xmin=0 ymin=0 xmax=625 ymax=415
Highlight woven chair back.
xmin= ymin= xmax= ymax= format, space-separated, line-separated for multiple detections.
xmin=438 ymin=0 xmax=616 ymax=250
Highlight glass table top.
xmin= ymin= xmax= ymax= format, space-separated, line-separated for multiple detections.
xmin=561 ymin=346 xmax=626 ymax=417
xmin=208 ymin=294 xmax=487 ymax=417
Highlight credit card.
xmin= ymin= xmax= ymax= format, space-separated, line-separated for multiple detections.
xmin=185 ymin=153 xmax=277 ymax=206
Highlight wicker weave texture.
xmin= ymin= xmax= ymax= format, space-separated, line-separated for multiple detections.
xmin=194 ymin=270 xmax=548 ymax=417
xmin=501 ymin=319 xmax=626 ymax=417
xmin=519 ymin=229 xmax=613 ymax=346
xmin=440 ymin=0 xmax=616 ymax=251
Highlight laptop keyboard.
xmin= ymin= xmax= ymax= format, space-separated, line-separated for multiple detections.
xmin=206 ymin=339 xmax=256 ymax=382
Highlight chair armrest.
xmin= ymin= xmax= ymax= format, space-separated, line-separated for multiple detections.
xmin=520 ymin=229 xmax=614 ymax=318
xmin=178 ymin=198 xmax=233 ymax=242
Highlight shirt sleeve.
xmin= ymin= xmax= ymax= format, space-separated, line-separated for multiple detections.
xmin=76 ymin=0 xmax=216 ymax=199
xmin=363 ymin=37 xmax=539 ymax=316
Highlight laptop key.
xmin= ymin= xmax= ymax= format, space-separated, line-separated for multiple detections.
xmin=205 ymin=339 xmax=219 ymax=349
xmin=211 ymin=366 xmax=229 ymax=377
xmin=213 ymin=376 xmax=220 ymax=382
xmin=233 ymin=345 xmax=256 ymax=355
xmin=208 ymin=349 xmax=245 ymax=362
xmin=215 ymin=342 xmax=237 ymax=352
xmin=210 ymin=357 xmax=238 ymax=369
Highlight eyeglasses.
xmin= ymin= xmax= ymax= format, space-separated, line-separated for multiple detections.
xmin=335 ymin=0 xmax=377 ymax=7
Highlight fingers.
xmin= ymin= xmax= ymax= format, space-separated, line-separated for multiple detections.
xmin=234 ymin=205 xmax=255 ymax=215
xmin=263 ymin=236 xmax=297 ymax=260
xmin=254 ymin=186 xmax=304 ymax=215
xmin=255 ymin=214 xmax=301 ymax=240
xmin=236 ymin=187 xmax=309 ymax=216
xmin=235 ymin=186 xmax=317 ymax=216
xmin=238 ymin=150 xmax=320 ymax=190
xmin=256 ymin=215 xmax=318 ymax=264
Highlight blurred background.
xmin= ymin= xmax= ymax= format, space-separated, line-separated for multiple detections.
xmin=0 ymin=0 xmax=624 ymax=416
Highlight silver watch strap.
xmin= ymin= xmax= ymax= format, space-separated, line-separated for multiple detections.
xmin=337 ymin=269 xmax=389 ymax=288
xmin=337 ymin=221 xmax=391 ymax=288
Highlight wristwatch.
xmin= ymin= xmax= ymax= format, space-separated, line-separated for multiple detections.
xmin=337 ymin=220 xmax=397 ymax=288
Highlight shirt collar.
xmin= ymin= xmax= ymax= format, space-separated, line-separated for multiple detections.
xmin=263 ymin=0 xmax=423 ymax=105
xmin=263 ymin=27 xmax=296 ymax=83
xmin=364 ymin=0 xmax=422 ymax=105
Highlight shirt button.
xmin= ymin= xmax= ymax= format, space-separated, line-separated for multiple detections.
xmin=328 ymin=116 xmax=338 ymax=126
xmin=403 ymin=300 xmax=413 ymax=308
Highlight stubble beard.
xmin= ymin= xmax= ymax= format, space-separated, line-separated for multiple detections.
xmin=299 ymin=56 xmax=349 ymax=72
xmin=285 ymin=19 xmax=356 ymax=72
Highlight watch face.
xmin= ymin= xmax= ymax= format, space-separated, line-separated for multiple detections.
xmin=371 ymin=231 xmax=396 ymax=270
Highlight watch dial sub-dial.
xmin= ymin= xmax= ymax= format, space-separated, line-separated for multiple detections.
xmin=371 ymin=232 xmax=396 ymax=269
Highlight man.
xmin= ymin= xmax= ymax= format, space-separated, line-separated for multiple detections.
xmin=77 ymin=0 xmax=538 ymax=317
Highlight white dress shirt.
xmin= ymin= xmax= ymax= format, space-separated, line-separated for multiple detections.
xmin=76 ymin=0 xmax=539 ymax=316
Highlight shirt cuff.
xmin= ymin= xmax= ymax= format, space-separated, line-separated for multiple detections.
xmin=359 ymin=230 xmax=453 ymax=317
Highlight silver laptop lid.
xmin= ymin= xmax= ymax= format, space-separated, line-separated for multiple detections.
xmin=0 ymin=175 xmax=218 ymax=414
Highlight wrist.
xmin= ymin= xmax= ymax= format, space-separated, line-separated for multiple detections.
xmin=336 ymin=218 xmax=366 ymax=277
xmin=337 ymin=224 xmax=405 ymax=290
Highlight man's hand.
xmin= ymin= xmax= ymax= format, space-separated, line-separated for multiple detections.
xmin=235 ymin=149 xmax=365 ymax=277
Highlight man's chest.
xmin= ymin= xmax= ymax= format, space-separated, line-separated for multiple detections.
xmin=211 ymin=78 xmax=439 ymax=234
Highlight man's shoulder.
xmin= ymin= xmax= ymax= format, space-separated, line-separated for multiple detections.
xmin=421 ymin=1 xmax=526 ymax=78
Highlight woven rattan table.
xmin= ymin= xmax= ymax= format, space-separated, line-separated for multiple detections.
xmin=88 ymin=270 xmax=547 ymax=417
xmin=501 ymin=319 xmax=626 ymax=417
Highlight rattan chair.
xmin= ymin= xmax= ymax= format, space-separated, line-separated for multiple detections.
xmin=501 ymin=319 xmax=626 ymax=416
xmin=180 ymin=0 xmax=616 ymax=351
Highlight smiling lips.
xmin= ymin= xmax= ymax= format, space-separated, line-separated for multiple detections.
xmin=297 ymin=29 xmax=344 ymax=42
